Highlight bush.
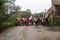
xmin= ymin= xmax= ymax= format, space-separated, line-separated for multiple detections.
xmin=53 ymin=17 xmax=60 ymax=26
xmin=50 ymin=17 xmax=60 ymax=26
xmin=0 ymin=22 xmax=15 ymax=29
xmin=47 ymin=18 xmax=51 ymax=25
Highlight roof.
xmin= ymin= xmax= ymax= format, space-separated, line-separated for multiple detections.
xmin=53 ymin=0 xmax=60 ymax=5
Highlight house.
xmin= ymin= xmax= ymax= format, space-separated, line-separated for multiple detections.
xmin=52 ymin=0 xmax=60 ymax=17
xmin=46 ymin=0 xmax=60 ymax=24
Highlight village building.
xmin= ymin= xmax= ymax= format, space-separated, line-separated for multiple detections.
xmin=52 ymin=0 xmax=60 ymax=17
xmin=46 ymin=0 xmax=60 ymax=24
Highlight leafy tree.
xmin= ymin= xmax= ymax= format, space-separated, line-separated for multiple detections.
xmin=20 ymin=9 xmax=31 ymax=18
xmin=13 ymin=5 xmax=21 ymax=13
xmin=0 ymin=0 xmax=7 ymax=23
xmin=0 ymin=0 xmax=6 ymax=14
xmin=5 ymin=0 xmax=16 ymax=14
xmin=32 ymin=12 xmax=44 ymax=18
xmin=0 ymin=0 xmax=17 ymax=24
xmin=26 ymin=9 xmax=31 ymax=13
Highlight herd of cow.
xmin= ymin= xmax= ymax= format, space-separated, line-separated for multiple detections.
xmin=15 ymin=17 xmax=48 ymax=26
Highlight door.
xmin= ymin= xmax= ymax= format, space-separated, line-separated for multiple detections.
xmin=55 ymin=5 xmax=60 ymax=16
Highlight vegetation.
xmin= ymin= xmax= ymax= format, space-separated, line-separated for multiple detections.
xmin=0 ymin=22 xmax=15 ymax=30
xmin=32 ymin=12 xmax=45 ymax=18
xmin=0 ymin=0 xmax=60 ymax=30
xmin=0 ymin=0 xmax=21 ymax=30
xmin=20 ymin=9 xmax=32 ymax=18
xmin=51 ymin=17 xmax=60 ymax=26
xmin=47 ymin=10 xmax=60 ymax=26
xmin=0 ymin=1 xmax=32 ymax=29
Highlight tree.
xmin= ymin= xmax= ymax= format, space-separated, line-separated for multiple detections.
xmin=0 ymin=0 xmax=6 ymax=14
xmin=0 ymin=0 xmax=17 ymax=23
xmin=26 ymin=9 xmax=31 ymax=13
xmin=5 ymin=0 xmax=16 ymax=14
xmin=0 ymin=0 xmax=7 ymax=24
xmin=32 ymin=12 xmax=44 ymax=18
xmin=20 ymin=9 xmax=31 ymax=18
xmin=13 ymin=5 xmax=21 ymax=13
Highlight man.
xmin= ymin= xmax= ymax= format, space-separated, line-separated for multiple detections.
xmin=34 ymin=16 xmax=39 ymax=26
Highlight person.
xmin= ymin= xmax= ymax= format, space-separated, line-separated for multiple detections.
xmin=34 ymin=16 xmax=39 ymax=26
xmin=25 ymin=17 xmax=30 ymax=26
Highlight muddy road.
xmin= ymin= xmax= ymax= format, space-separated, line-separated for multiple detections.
xmin=0 ymin=25 xmax=60 ymax=40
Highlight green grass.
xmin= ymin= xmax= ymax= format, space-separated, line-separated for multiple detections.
xmin=53 ymin=18 xmax=60 ymax=26
xmin=0 ymin=22 xmax=15 ymax=30
xmin=47 ymin=17 xmax=60 ymax=27
xmin=51 ymin=17 xmax=60 ymax=26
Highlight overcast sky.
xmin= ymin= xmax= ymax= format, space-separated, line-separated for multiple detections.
xmin=15 ymin=0 xmax=52 ymax=13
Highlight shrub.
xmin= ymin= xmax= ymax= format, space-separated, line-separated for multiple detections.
xmin=53 ymin=17 xmax=60 ymax=26
xmin=0 ymin=22 xmax=15 ymax=29
xmin=47 ymin=18 xmax=51 ymax=25
xmin=50 ymin=17 xmax=60 ymax=26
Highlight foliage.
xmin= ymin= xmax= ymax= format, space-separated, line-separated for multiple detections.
xmin=0 ymin=0 xmax=21 ymax=23
xmin=0 ymin=0 xmax=17 ymax=29
xmin=51 ymin=9 xmax=55 ymax=14
xmin=13 ymin=5 xmax=21 ymax=13
xmin=20 ymin=9 xmax=32 ymax=18
xmin=0 ymin=22 xmax=15 ymax=29
xmin=32 ymin=12 xmax=44 ymax=18
xmin=52 ymin=17 xmax=60 ymax=26
xmin=0 ymin=0 xmax=6 ymax=24
xmin=5 ymin=0 xmax=16 ymax=14
xmin=48 ymin=18 xmax=51 ymax=24
xmin=0 ymin=0 xmax=6 ymax=14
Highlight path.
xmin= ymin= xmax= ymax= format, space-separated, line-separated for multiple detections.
xmin=0 ymin=25 xmax=60 ymax=40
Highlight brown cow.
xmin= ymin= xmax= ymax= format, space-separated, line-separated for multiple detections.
xmin=15 ymin=18 xmax=21 ymax=26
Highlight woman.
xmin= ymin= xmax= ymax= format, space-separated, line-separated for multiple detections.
xmin=25 ymin=17 xmax=30 ymax=26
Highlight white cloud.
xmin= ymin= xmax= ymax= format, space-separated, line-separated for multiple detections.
xmin=15 ymin=0 xmax=51 ymax=13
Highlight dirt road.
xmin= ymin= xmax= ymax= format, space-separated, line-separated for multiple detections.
xmin=0 ymin=25 xmax=60 ymax=40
